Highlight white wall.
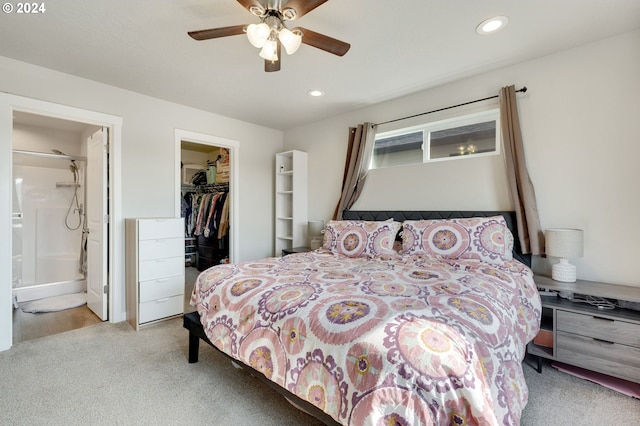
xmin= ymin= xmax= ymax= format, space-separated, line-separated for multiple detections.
xmin=0 ymin=56 xmax=283 ymax=350
xmin=284 ymin=29 xmax=640 ymax=287
xmin=0 ymin=56 xmax=283 ymax=255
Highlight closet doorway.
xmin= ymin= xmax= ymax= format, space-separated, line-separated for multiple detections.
xmin=174 ymin=130 xmax=239 ymax=312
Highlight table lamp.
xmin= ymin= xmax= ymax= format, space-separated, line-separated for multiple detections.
xmin=545 ymin=228 xmax=584 ymax=282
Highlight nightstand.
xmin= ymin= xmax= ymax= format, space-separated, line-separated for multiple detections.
xmin=282 ymin=246 xmax=311 ymax=256
xmin=528 ymin=275 xmax=640 ymax=383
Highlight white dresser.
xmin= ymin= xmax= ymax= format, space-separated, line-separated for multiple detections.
xmin=126 ymin=218 xmax=185 ymax=330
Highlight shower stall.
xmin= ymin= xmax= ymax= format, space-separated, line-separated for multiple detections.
xmin=12 ymin=148 xmax=87 ymax=303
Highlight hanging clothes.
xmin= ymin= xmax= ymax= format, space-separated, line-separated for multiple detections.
xmin=181 ymin=183 xmax=230 ymax=271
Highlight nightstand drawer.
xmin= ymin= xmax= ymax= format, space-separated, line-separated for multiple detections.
xmin=557 ymin=331 xmax=640 ymax=383
xmin=139 ymin=276 xmax=184 ymax=302
xmin=139 ymin=295 xmax=183 ymax=324
xmin=557 ymin=310 xmax=640 ymax=347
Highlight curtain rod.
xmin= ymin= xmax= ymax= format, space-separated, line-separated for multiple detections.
xmin=374 ymin=86 xmax=527 ymax=127
xmin=13 ymin=149 xmax=87 ymax=162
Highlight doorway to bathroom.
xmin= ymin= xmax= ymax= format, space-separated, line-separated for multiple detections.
xmin=11 ymin=112 xmax=108 ymax=343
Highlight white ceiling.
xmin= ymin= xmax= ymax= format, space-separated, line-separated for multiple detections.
xmin=1 ymin=0 xmax=639 ymax=130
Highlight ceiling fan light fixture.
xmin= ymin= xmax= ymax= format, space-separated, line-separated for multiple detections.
xmin=249 ymin=5 xmax=265 ymax=17
xmin=247 ymin=22 xmax=270 ymax=48
xmin=259 ymin=38 xmax=279 ymax=61
xmin=278 ymin=28 xmax=302 ymax=54
xmin=188 ymin=1 xmax=351 ymax=72
xmin=282 ymin=8 xmax=296 ymax=20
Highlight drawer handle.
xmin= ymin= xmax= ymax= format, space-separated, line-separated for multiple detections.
xmin=592 ymin=316 xmax=614 ymax=322
xmin=155 ymin=259 xmax=167 ymax=263
xmin=155 ymin=239 xmax=168 ymax=243
xmin=156 ymin=278 xmax=170 ymax=283
xmin=155 ymin=298 xmax=170 ymax=303
xmin=593 ymin=338 xmax=614 ymax=345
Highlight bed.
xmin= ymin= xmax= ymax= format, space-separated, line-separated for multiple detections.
xmin=186 ymin=210 xmax=542 ymax=425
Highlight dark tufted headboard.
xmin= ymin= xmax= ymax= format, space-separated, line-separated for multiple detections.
xmin=342 ymin=210 xmax=531 ymax=268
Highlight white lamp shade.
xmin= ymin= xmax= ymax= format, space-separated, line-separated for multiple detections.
xmin=545 ymin=228 xmax=584 ymax=258
xmin=247 ymin=23 xmax=270 ymax=48
xmin=278 ymin=28 xmax=302 ymax=54
xmin=259 ymin=39 xmax=278 ymax=61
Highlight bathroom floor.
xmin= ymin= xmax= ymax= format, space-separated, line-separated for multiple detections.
xmin=12 ymin=266 xmax=201 ymax=344
xmin=12 ymin=304 xmax=102 ymax=344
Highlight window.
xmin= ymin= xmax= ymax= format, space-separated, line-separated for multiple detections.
xmin=371 ymin=109 xmax=500 ymax=169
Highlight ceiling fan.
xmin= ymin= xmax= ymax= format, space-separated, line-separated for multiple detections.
xmin=188 ymin=0 xmax=350 ymax=72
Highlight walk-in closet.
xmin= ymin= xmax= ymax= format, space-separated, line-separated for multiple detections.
xmin=180 ymin=141 xmax=231 ymax=309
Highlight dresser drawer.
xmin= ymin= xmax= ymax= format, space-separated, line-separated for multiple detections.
xmin=139 ymin=295 xmax=183 ymax=324
xmin=557 ymin=331 xmax=640 ymax=383
xmin=139 ymin=276 xmax=184 ymax=302
xmin=138 ymin=218 xmax=183 ymax=241
xmin=138 ymin=257 xmax=184 ymax=282
xmin=138 ymin=238 xmax=184 ymax=261
xmin=557 ymin=310 xmax=640 ymax=347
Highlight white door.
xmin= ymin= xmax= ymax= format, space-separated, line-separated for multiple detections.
xmin=86 ymin=128 xmax=108 ymax=320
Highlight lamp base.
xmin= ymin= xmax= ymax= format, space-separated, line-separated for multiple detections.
xmin=552 ymin=258 xmax=576 ymax=282
xmin=310 ymin=237 xmax=323 ymax=250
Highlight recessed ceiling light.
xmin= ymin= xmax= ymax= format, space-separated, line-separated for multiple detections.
xmin=476 ymin=16 xmax=508 ymax=35
xmin=307 ymin=89 xmax=324 ymax=97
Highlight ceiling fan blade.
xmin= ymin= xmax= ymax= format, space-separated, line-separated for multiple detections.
xmin=265 ymin=41 xmax=282 ymax=72
xmin=188 ymin=25 xmax=246 ymax=41
xmin=295 ymin=27 xmax=350 ymax=56
xmin=282 ymin=0 xmax=328 ymax=19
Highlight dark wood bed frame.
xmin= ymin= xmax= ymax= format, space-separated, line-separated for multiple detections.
xmin=183 ymin=210 xmax=529 ymax=425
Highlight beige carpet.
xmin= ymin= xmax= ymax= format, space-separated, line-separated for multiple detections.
xmin=0 ymin=318 xmax=638 ymax=425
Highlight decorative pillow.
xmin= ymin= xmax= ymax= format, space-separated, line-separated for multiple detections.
xmin=323 ymin=219 xmax=402 ymax=258
xmin=401 ymin=216 xmax=514 ymax=265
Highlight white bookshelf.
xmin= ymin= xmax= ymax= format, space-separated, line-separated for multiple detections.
xmin=275 ymin=150 xmax=307 ymax=256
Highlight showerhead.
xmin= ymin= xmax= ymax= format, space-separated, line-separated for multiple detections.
xmin=52 ymin=149 xmax=78 ymax=178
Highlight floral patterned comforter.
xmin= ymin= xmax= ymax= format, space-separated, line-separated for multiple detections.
xmin=191 ymin=250 xmax=541 ymax=425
